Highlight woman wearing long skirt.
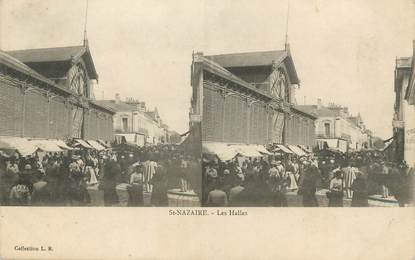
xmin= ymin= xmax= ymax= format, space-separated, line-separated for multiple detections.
xmin=328 ymin=170 xmax=343 ymax=207
xmin=128 ymin=165 xmax=144 ymax=206
xmin=286 ymin=160 xmax=298 ymax=191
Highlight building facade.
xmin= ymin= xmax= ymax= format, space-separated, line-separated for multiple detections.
xmin=393 ymin=41 xmax=415 ymax=168
xmin=191 ymin=47 xmax=316 ymax=149
xmin=0 ymin=44 xmax=114 ymax=141
xmin=297 ymin=101 xmax=373 ymax=152
xmin=96 ymin=95 xmax=170 ymax=146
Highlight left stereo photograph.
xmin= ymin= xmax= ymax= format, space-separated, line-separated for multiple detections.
xmin=0 ymin=3 xmax=202 ymax=207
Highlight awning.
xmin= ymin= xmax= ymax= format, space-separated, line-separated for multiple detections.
xmin=74 ymin=139 xmax=93 ymax=149
xmin=254 ymin=145 xmax=273 ymax=155
xmin=232 ymin=144 xmax=263 ymax=157
xmin=298 ymin=145 xmax=311 ymax=153
xmin=29 ymin=140 xmax=63 ymax=152
xmin=274 ymin=144 xmax=293 ymax=154
xmin=87 ymin=140 xmax=106 ymax=151
xmin=0 ymin=137 xmax=38 ymax=156
xmin=287 ymin=145 xmax=307 ymax=156
xmin=202 ymin=142 xmax=271 ymax=160
xmin=202 ymin=142 xmax=238 ymax=161
xmin=54 ymin=140 xmax=73 ymax=150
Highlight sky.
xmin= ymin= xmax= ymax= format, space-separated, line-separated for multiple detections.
xmin=1 ymin=0 xmax=414 ymax=137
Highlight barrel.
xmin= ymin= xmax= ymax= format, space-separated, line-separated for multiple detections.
xmin=167 ymin=189 xmax=200 ymax=207
xmin=87 ymin=184 xmax=104 ymax=206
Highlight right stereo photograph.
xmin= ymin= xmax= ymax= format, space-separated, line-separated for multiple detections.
xmin=191 ymin=44 xmax=414 ymax=207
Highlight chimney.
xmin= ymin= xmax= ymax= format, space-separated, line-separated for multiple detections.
xmin=115 ymin=93 xmax=121 ymax=104
xmin=317 ymin=98 xmax=322 ymax=109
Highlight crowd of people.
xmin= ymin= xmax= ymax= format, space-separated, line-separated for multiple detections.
xmin=0 ymin=144 xmax=201 ymax=207
xmin=202 ymin=150 xmax=414 ymax=207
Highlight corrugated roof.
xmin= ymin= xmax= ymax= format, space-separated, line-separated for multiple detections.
xmin=5 ymin=45 xmax=98 ymax=80
xmin=1 ymin=49 xmax=111 ymax=115
xmin=206 ymin=50 xmax=287 ymax=68
xmin=0 ymin=49 xmax=72 ymax=95
xmin=200 ymin=56 xmax=272 ymax=100
xmin=204 ymin=49 xmax=300 ymax=84
xmin=6 ymin=46 xmax=86 ymax=63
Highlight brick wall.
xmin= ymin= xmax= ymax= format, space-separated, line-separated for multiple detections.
xmin=285 ymin=112 xmax=316 ymax=148
xmin=0 ymin=71 xmax=113 ymax=141
xmin=202 ymin=80 xmax=271 ymax=145
xmin=224 ymin=94 xmax=247 ymax=143
xmin=49 ymin=99 xmax=70 ymax=138
xmin=24 ymin=91 xmax=49 ymax=138
xmin=201 ymin=71 xmax=316 ymax=147
xmin=202 ymin=84 xmax=224 ymax=141
xmin=0 ymin=79 xmax=23 ymax=136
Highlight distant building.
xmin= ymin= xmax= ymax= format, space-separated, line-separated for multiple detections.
xmin=191 ymin=46 xmax=316 ymax=149
xmin=297 ymin=99 xmax=373 ymax=152
xmin=96 ymin=94 xmax=169 ymax=146
xmin=393 ymin=41 xmax=415 ymax=168
xmin=0 ymin=43 xmax=114 ymax=141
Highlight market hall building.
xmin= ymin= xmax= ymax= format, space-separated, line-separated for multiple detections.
xmin=0 ymin=43 xmax=114 ymax=142
xmin=190 ymin=45 xmax=316 ymax=154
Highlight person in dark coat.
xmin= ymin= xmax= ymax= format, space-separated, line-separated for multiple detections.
xmin=150 ymin=164 xmax=169 ymax=206
xmin=351 ymin=171 xmax=369 ymax=207
xmin=102 ymin=157 xmax=120 ymax=206
xmin=298 ymin=161 xmax=320 ymax=207
xmin=392 ymin=162 xmax=414 ymax=207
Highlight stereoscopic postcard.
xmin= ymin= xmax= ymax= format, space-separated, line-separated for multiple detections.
xmin=0 ymin=0 xmax=414 ymax=259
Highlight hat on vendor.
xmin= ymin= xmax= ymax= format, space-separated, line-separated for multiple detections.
xmin=72 ymin=155 xmax=81 ymax=160
xmin=24 ymin=164 xmax=32 ymax=170
xmin=270 ymin=160 xmax=277 ymax=165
